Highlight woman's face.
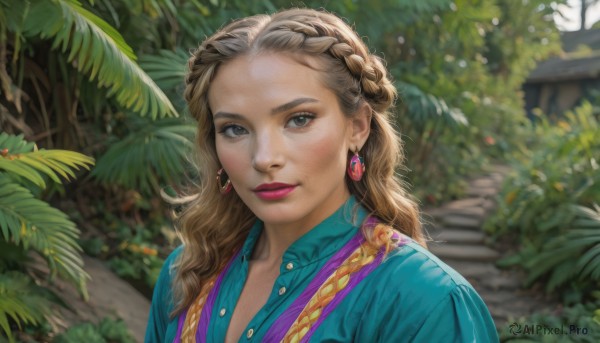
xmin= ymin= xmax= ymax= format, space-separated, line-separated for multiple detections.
xmin=208 ymin=52 xmax=367 ymax=229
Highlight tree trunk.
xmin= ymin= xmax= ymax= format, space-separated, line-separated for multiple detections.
xmin=581 ymin=0 xmax=587 ymax=31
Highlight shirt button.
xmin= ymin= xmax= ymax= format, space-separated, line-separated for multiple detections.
xmin=278 ymin=286 xmax=286 ymax=295
xmin=247 ymin=328 xmax=254 ymax=339
xmin=285 ymin=262 xmax=294 ymax=270
xmin=219 ymin=308 xmax=226 ymax=317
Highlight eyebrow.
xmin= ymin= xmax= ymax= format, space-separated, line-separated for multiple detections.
xmin=271 ymin=97 xmax=318 ymax=115
xmin=213 ymin=97 xmax=319 ymax=120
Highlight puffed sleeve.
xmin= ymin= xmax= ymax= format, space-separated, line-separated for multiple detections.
xmin=145 ymin=246 xmax=182 ymax=343
xmin=408 ymin=284 xmax=499 ymax=342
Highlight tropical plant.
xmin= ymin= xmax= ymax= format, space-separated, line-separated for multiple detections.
xmin=91 ymin=115 xmax=196 ymax=195
xmin=52 ymin=317 xmax=135 ymax=343
xmin=0 ymin=271 xmax=56 ymax=343
xmin=0 ymin=132 xmax=94 ymax=341
xmin=485 ymin=102 xmax=600 ymax=298
xmin=498 ymin=295 xmax=600 ymax=342
xmin=0 ymin=0 xmax=176 ymax=123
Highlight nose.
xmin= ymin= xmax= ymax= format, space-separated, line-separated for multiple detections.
xmin=252 ymin=129 xmax=285 ymax=173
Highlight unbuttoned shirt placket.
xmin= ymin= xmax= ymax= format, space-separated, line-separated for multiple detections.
xmin=211 ymin=254 xmax=310 ymax=342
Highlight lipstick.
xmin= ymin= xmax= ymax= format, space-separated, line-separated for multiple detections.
xmin=253 ymin=182 xmax=297 ymax=200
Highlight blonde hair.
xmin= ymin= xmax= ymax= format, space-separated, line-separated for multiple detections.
xmin=173 ymin=8 xmax=424 ymax=317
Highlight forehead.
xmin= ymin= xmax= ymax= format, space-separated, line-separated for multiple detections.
xmin=207 ymin=52 xmax=336 ymax=115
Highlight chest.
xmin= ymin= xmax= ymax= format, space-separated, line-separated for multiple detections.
xmin=224 ymin=262 xmax=280 ymax=342
xmin=173 ymin=228 xmax=394 ymax=342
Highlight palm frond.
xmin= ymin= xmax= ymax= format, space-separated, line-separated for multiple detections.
xmin=92 ymin=117 xmax=196 ymax=194
xmin=522 ymin=204 xmax=600 ymax=291
xmin=0 ymin=271 xmax=55 ymax=343
xmin=397 ymin=81 xmax=468 ymax=128
xmin=0 ymin=133 xmax=94 ymax=189
xmin=22 ymin=0 xmax=178 ymax=119
xmin=139 ymin=49 xmax=189 ymax=92
xmin=0 ymin=175 xmax=88 ymax=293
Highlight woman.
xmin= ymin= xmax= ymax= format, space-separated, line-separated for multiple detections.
xmin=146 ymin=8 xmax=498 ymax=343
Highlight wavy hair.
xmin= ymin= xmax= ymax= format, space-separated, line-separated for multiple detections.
xmin=173 ymin=8 xmax=424 ymax=317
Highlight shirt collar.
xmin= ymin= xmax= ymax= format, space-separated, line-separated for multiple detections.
xmin=240 ymin=196 xmax=368 ymax=269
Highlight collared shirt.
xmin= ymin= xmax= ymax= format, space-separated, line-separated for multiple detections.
xmin=145 ymin=197 xmax=499 ymax=342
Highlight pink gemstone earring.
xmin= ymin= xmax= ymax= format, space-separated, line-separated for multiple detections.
xmin=216 ymin=168 xmax=233 ymax=194
xmin=347 ymin=148 xmax=365 ymax=181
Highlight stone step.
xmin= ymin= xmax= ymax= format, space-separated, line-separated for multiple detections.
xmin=429 ymin=243 xmax=500 ymax=262
xmin=479 ymin=274 xmax=523 ymax=291
xmin=466 ymin=186 xmax=498 ymax=198
xmin=433 ymin=229 xmax=486 ymax=244
xmin=425 ymin=206 xmax=486 ymax=221
xmin=468 ymin=177 xmax=498 ymax=189
xmin=443 ymin=198 xmax=484 ymax=209
xmin=440 ymin=215 xmax=482 ymax=230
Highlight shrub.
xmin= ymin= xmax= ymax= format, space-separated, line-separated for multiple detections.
xmin=485 ymin=102 xmax=600 ymax=298
xmin=0 ymin=133 xmax=93 ymax=341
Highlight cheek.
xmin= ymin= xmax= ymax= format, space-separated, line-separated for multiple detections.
xmin=216 ymin=140 xmax=248 ymax=179
xmin=299 ymin=130 xmax=348 ymax=175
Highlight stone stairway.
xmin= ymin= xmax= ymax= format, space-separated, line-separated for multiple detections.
xmin=426 ymin=165 xmax=558 ymax=327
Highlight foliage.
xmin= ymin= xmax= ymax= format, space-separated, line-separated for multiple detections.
xmin=485 ymin=102 xmax=600 ymax=297
xmin=52 ymin=317 xmax=135 ymax=343
xmin=0 ymin=133 xmax=93 ymax=286
xmin=0 ymin=133 xmax=93 ymax=341
xmin=0 ymin=1 xmax=574 ymax=337
xmin=0 ymin=272 xmax=55 ymax=343
xmin=498 ymin=296 xmax=600 ymax=342
xmin=107 ymin=241 xmax=163 ymax=289
xmin=80 ymin=208 xmax=169 ymax=291
xmin=103 ymin=216 xmax=164 ymax=289
xmin=0 ymin=0 xmax=177 ymax=122
xmin=91 ymin=116 xmax=196 ymax=195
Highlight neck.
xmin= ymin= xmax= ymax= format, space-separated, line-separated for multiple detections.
xmin=251 ymin=192 xmax=351 ymax=264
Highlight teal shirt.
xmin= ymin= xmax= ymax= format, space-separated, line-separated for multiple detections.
xmin=145 ymin=197 xmax=499 ymax=342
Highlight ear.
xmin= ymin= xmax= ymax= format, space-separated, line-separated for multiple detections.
xmin=347 ymin=102 xmax=372 ymax=151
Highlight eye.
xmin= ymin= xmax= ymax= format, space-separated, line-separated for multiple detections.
xmin=286 ymin=113 xmax=315 ymax=128
xmin=218 ymin=124 xmax=248 ymax=138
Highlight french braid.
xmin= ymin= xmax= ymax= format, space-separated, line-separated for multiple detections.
xmin=174 ymin=8 xmax=423 ymax=318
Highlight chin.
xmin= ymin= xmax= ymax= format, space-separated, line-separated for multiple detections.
xmin=253 ymin=205 xmax=305 ymax=225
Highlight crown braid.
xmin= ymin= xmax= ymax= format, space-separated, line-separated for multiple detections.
xmin=185 ymin=9 xmax=396 ymax=116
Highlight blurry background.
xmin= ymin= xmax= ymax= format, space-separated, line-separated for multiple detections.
xmin=0 ymin=0 xmax=599 ymax=342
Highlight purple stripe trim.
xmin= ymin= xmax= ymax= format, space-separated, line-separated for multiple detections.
xmin=301 ymin=247 xmax=385 ymax=342
xmin=263 ymin=217 xmax=378 ymax=342
xmin=173 ymin=308 xmax=187 ymax=343
xmin=301 ymin=230 xmax=410 ymax=341
xmin=196 ymin=250 xmax=241 ymax=342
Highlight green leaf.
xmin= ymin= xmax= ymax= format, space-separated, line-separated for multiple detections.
xmin=92 ymin=117 xmax=196 ymax=194
xmin=0 ymin=175 xmax=88 ymax=292
xmin=22 ymin=0 xmax=178 ymax=119
xmin=0 ymin=271 xmax=56 ymax=342
xmin=139 ymin=49 xmax=189 ymax=91
xmin=397 ymin=81 xmax=469 ymax=128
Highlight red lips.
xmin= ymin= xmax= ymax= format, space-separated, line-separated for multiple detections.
xmin=253 ymin=182 xmax=295 ymax=191
xmin=253 ymin=182 xmax=297 ymax=200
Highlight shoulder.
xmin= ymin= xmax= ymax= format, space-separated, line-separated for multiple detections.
xmin=354 ymin=238 xmax=498 ymax=341
xmin=364 ymin=238 xmax=491 ymax=324
xmin=378 ymin=238 xmax=472 ymax=295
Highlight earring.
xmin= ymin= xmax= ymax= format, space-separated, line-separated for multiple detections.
xmin=347 ymin=148 xmax=365 ymax=181
xmin=216 ymin=168 xmax=232 ymax=194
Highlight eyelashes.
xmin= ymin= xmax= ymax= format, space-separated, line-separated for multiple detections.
xmin=216 ymin=112 xmax=316 ymax=139
xmin=286 ymin=113 xmax=315 ymax=128
xmin=218 ymin=124 xmax=248 ymax=138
